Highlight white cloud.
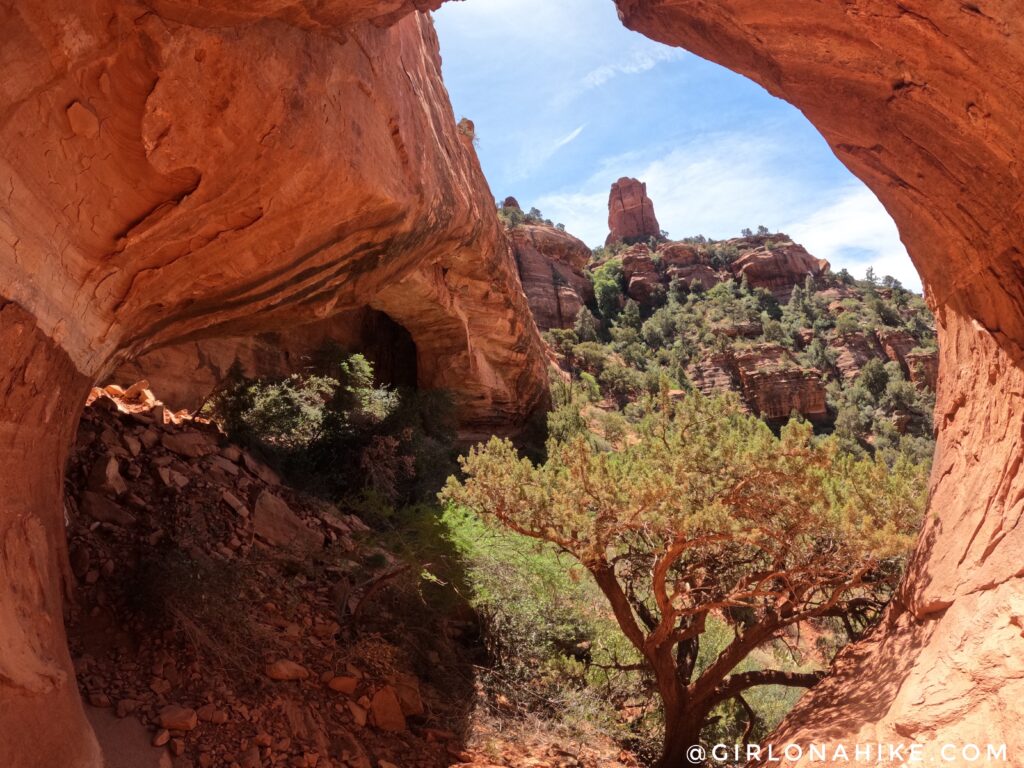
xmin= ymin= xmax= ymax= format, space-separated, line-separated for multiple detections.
xmin=553 ymin=124 xmax=586 ymax=150
xmin=508 ymin=124 xmax=589 ymax=182
xmin=538 ymin=132 xmax=804 ymax=246
xmin=784 ymin=187 xmax=920 ymax=291
xmin=536 ymin=131 xmax=921 ymax=291
xmin=582 ymin=47 xmax=684 ymax=89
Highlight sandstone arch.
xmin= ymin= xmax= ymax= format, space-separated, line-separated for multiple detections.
xmin=2 ymin=0 xmax=1023 ymax=764
xmin=614 ymin=0 xmax=1024 ymax=757
xmin=0 ymin=4 xmax=546 ymax=765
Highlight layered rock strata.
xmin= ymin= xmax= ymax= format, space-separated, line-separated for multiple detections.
xmin=0 ymin=4 xmax=547 ymax=765
xmin=616 ymin=0 xmax=1024 ymax=758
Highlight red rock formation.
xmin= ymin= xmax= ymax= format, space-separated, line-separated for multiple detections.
xmin=686 ymin=346 xmax=826 ymax=423
xmin=730 ymin=240 xmax=829 ymax=302
xmin=110 ymin=308 xmax=421 ymax=410
xmin=905 ymin=349 xmax=938 ymax=390
xmin=0 ymin=4 xmax=547 ymax=765
xmin=616 ymin=0 xmax=1024 ymax=757
xmin=510 ymin=224 xmax=594 ymax=331
xmin=606 ymin=177 xmax=662 ymax=246
xmin=657 ymin=242 xmax=725 ymax=292
xmin=621 ymin=245 xmax=663 ymax=304
xmin=733 ymin=345 xmax=828 ymax=423
xmin=876 ymin=328 xmax=919 ymax=374
xmin=829 ymin=332 xmax=886 ymax=381
xmin=686 ymin=353 xmax=742 ymax=402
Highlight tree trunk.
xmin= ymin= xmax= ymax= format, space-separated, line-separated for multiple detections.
xmin=656 ymin=713 xmax=704 ymax=768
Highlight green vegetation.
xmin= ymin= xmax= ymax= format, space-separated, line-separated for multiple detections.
xmin=204 ymin=228 xmax=937 ymax=766
xmin=497 ymin=201 xmax=562 ymax=230
xmin=443 ymin=394 xmax=925 ymax=766
xmin=206 ymin=348 xmax=457 ymax=504
xmin=543 ymin=237 xmax=936 ymax=465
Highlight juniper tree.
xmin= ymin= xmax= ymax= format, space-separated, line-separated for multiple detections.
xmin=442 ymin=394 xmax=925 ymax=767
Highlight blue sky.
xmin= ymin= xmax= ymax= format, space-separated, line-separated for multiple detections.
xmin=433 ymin=0 xmax=921 ymax=291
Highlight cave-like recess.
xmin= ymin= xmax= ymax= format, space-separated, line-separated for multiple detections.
xmin=1 ymin=1 xmax=1022 ymax=765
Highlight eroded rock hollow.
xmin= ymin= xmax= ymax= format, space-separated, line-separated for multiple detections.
xmin=3 ymin=0 xmax=1023 ymax=763
xmin=0 ymin=2 xmax=547 ymax=765
xmin=615 ymin=0 xmax=1024 ymax=758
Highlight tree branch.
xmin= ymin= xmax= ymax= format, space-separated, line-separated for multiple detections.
xmin=707 ymin=669 xmax=825 ymax=711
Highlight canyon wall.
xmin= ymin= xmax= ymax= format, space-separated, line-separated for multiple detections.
xmin=615 ymin=0 xmax=1024 ymax=759
xmin=3 ymin=0 xmax=1023 ymax=763
xmin=0 ymin=3 xmax=547 ymax=765
xmin=510 ymin=224 xmax=594 ymax=331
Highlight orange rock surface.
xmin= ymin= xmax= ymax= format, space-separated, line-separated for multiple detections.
xmin=616 ymin=0 xmax=1024 ymax=759
xmin=509 ymin=224 xmax=594 ymax=331
xmin=0 ymin=3 xmax=546 ymax=765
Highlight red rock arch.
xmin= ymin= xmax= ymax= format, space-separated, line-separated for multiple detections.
xmin=2 ymin=0 xmax=1022 ymax=764
xmin=0 ymin=4 xmax=545 ymax=764
xmin=615 ymin=0 xmax=1024 ymax=756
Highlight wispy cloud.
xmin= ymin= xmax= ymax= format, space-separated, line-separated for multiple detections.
xmin=536 ymin=131 xmax=920 ymax=291
xmin=509 ymin=125 xmax=589 ymax=182
xmin=553 ymin=124 xmax=586 ymax=150
xmin=581 ymin=47 xmax=684 ymax=89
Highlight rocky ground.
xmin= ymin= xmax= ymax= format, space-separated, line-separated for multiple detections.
xmin=65 ymin=386 xmax=634 ymax=768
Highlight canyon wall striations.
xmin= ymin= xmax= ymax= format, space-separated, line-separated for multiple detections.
xmin=0 ymin=2 xmax=547 ymax=765
xmin=615 ymin=0 xmax=1024 ymax=759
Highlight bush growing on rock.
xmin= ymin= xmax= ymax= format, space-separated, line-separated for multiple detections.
xmin=207 ymin=350 xmax=456 ymax=503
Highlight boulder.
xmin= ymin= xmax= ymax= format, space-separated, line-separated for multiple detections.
xmin=253 ymin=491 xmax=324 ymax=551
xmin=156 ymin=705 xmax=197 ymax=732
xmin=88 ymin=456 xmax=128 ymax=498
xmin=160 ymin=432 xmax=216 ymax=459
xmin=369 ymin=686 xmax=406 ymax=732
xmin=265 ymin=660 xmax=310 ymax=682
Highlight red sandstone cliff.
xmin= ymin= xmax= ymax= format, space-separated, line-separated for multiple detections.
xmin=0 ymin=4 xmax=547 ymax=765
xmin=616 ymin=0 xmax=1024 ymax=759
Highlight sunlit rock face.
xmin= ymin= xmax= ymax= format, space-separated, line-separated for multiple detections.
xmin=616 ymin=0 xmax=1024 ymax=759
xmin=0 ymin=3 xmax=547 ymax=764
xmin=606 ymin=177 xmax=662 ymax=246
xmin=510 ymin=224 xmax=594 ymax=331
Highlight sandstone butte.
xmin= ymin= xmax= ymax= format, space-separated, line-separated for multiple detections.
xmin=606 ymin=176 xmax=662 ymax=246
xmin=0 ymin=0 xmax=1021 ymax=766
